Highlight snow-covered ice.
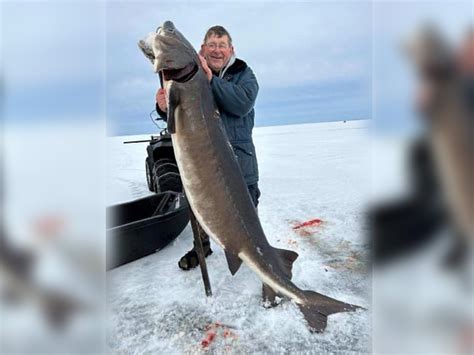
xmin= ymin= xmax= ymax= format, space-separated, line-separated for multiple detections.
xmin=107 ymin=120 xmax=371 ymax=353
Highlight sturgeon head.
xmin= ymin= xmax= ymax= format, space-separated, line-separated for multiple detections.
xmin=138 ymin=21 xmax=364 ymax=333
xmin=139 ymin=21 xmax=203 ymax=133
xmin=153 ymin=21 xmax=199 ymax=81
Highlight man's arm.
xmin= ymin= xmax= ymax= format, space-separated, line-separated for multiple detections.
xmin=210 ymin=68 xmax=259 ymax=117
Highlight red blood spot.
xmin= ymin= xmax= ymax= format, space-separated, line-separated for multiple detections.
xmin=201 ymin=331 xmax=217 ymax=348
xmin=208 ymin=332 xmax=216 ymax=342
xmin=33 ymin=214 xmax=66 ymax=237
xmin=201 ymin=340 xmax=209 ymax=347
xmin=292 ymin=218 xmax=322 ymax=230
xmin=201 ymin=322 xmax=239 ymax=348
xmin=296 ymin=229 xmax=313 ymax=237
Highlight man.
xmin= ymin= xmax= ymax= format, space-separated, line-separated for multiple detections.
xmin=155 ymin=25 xmax=260 ymax=270
xmin=373 ymin=26 xmax=474 ymax=267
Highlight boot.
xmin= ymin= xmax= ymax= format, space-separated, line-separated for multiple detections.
xmin=178 ymin=223 xmax=213 ymax=270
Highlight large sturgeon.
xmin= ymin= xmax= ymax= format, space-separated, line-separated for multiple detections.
xmin=138 ymin=21 xmax=362 ymax=332
xmin=406 ymin=26 xmax=474 ymax=246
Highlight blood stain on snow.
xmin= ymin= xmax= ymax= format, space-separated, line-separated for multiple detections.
xmin=326 ymin=246 xmax=365 ymax=272
xmin=292 ymin=218 xmax=323 ymax=229
xmin=32 ymin=214 xmax=66 ymax=239
xmin=200 ymin=322 xmax=238 ymax=349
xmin=296 ymin=229 xmax=313 ymax=237
xmin=291 ymin=218 xmax=324 ymax=238
xmin=201 ymin=331 xmax=216 ymax=348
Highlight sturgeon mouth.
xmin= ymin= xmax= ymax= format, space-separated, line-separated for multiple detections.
xmin=161 ymin=62 xmax=198 ymax=83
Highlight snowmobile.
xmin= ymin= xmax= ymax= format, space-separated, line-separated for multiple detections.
xmin=106 ymin=116 xmax=188 ymax=270
xmin=144 ymin=129 xmax=183 ymax=194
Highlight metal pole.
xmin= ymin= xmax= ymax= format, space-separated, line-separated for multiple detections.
xmin=188 ymin=209 xmax=212 ymax=297
xmin=123 ymin=139 xmax=152 ymax=144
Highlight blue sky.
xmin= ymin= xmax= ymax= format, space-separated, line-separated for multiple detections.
xmin=2 ymin=1 xmax=471 ymax=136
xmin=106 ymin=1 xmax=372 ymax=136
xmin=373 ymin=0 xmax=473 ymax=135
xmin=2 ymin=1 xmax=105 ymax=124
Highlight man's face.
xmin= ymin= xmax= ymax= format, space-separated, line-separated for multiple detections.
xmin=201 ymin=34 xmax=234 ymax=72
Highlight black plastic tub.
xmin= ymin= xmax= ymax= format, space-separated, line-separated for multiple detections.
xmin=106 ymin=192 xmax=189 ymax=269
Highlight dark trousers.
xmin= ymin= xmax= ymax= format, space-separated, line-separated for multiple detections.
xmin=195 ymin=183 xmax=260 ymax=244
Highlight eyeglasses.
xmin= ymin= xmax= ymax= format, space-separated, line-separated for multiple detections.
xmin=205 ymin=43 xmax=230 ymax=50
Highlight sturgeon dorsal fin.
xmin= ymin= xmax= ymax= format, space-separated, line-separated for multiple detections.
xmin=273 ymin=247 xmax=299 ymax=279
xmin=225 ymin=251 xmax=242 ymax=276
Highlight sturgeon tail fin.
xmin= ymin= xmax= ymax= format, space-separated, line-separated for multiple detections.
xmin=298 ymin=290 xmax=363 ymax=333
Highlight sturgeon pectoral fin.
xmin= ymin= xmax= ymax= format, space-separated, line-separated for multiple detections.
xmin=225 ymin=251 xmax=242 ymax=276
xmin=273 ymin=247 xmax=299 ymax=279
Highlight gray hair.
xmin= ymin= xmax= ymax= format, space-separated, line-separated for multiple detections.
xmin=203 ymin=25 xmax=233 ymax=46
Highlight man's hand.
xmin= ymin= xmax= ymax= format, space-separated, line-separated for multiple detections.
xmin=198 ymin=54 xmax=213 ymax=82
xmin=156 ymin=88 xmax=167 ymax=112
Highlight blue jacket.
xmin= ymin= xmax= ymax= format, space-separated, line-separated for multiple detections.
xmin=157 ymin=58 xmax=260 ymax=185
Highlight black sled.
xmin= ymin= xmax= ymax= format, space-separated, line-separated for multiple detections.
xmin=106 ymin=192 xmax=189 ymax=269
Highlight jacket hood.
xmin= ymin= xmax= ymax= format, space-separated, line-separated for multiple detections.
xmin=215 ymin=55 xmax=248 ymax=78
